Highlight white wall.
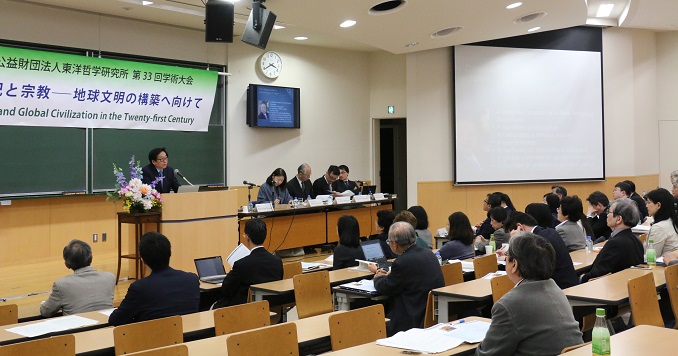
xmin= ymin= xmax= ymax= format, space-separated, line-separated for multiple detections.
xmin=657 ymin=31 xmax=678 ymax=189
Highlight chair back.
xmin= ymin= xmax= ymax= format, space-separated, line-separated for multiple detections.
xmin=441 ymin=262 xmax=464 ymax=286
xmin=0 ymin=304 xmax=18 ymax=326
xmin=293 ymin=270 xmax=333 ymax=319
xmin=226 ymin=323 xmax=299 ymax=356
xmin=113 ymin=316 xmax=183 ymax=356
xmin=490 ymin=274 xmax=514 ymax=303
xmin=0 ymin=335 xmax=75 ymax=356
xmin=638 ymin=233 xmax=648 ymax=244
xmin=665 ymin=264 xmax=678 ymax=329
xmin=561 ymin=341 xmax=591 ymax=353
xmin=423 ymin=291 xmax=437 ymax=328
xmin=125 ymin=344 xmax=188 ymax=356
xmin=214 ymin=300 xmax=270 ymax=335
xmin=329 ymin=305 xmax=386 ymax=351
xmin=473 ymin=254 xmax=497 ymax=279
xmin=283 ymin=262 xmax=303 ymax=279
xmin=628 ymin=272 xmax=663 ymax=327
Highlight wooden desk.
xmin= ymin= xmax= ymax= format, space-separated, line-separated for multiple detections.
xmin=250 ymin=269 xmax=373 ymax=303
xmin=117 ymin=212 xmax=162 ymax=282
xmin=432 ymin=279 xmax=493 ymax=323
xmin=563 ymin=267 xmax=666 ymax=307
xmin=324 ymin=316 xmax=490 ymax=355
xmin=561 ymin=325 xmax=677 ymax=355
xmin=0 ymin=310 xmax=111 ymax=345
xmin=569 ymin=241 xmax=606 ymax=274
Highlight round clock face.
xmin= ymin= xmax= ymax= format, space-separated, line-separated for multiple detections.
xmin=259 ymin=51 xmax=282 ymax=79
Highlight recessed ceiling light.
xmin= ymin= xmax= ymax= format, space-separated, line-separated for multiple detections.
xmin=273 ymin=25 xmax=285 ymax=30
xmin=431 ymin=27 xmax=462 ymax=38
xmin=528 ymin=26 xmax=541 ymax=32
xmin=340 ymin=20 xmax=357 ymax=28
xmin=506 ymin=2 xmax=522 ymax=9
xmin=294 ymin=36 xmax=308 ymax=41
xmin=596 ymin=3 xmax=614 ymax=17
xmin=142 ymin=1 xmax=153 ymax=5
xmin=405 ymin=42 xmax=418 ymax=47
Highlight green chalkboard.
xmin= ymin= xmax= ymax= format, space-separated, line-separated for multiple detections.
xmin=0 ymin=126 xmax=87 ymax=196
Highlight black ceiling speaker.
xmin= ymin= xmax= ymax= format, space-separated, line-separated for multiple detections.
xmin=241 ymin=2 xmax=277 ymax=49
xmin=205 ymin=0 xmax=234 ymax=42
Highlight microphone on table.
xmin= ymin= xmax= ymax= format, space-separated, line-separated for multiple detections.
xmin=174 ymin=169 xmax=194 ymax=186
xmin=243 ymin=180 xmax=258 ymax=187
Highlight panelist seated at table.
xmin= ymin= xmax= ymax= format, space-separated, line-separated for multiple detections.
xmin=257 ymin=168 xmax=293 ymax=205
xmin=287 ymin=163 xmax=313 ymax=199
xmin=332 ymin=164 xmax=361 ymax=195
xmin=141 ymin=147 xmax=180 ymax=194
xmin=368 ymin=222 xmax=444 ymax=336
xmin=439 ymin=212 xmax=475 ymax=261
xmin=333 ymin=215 xmax=366 ymax=270
xmin=40 ymin=239 xmax=116 ymax=317
xmin=214 ymin=219 xmax=283 ymax=308
xmin=476 ymin=233 xmax=583 ymax=356
xmin=109 ymin=232 xmax=200 ymax=326
xmin=312 ymin=165 xmax=340 ymax=198
xmin=580 ymin=198 xmax=644 ymax=283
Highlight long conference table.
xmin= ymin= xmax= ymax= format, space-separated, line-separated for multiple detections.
xmin=237 ymin=198 xmax=394 ymax=251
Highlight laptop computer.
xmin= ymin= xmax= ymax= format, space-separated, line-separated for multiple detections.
xmin=194 ymin=256 xmax=227 ymax=284
xmin=177 ymin=185 xmax=201 ymax=193
xmin=360 ymin=185 xmax=377 ymax=195
xmin=360 ymin=240 xmax=392 ymax=270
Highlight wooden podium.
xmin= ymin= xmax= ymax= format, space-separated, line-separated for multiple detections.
xmin=161 ymin=190 xmax=239 ymax=274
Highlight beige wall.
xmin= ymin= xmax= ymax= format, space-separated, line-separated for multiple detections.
xmin=657 ymin=31 xmax=678 ymax=189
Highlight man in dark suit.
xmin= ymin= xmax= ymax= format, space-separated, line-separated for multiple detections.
xmin=586 ymin=191 xmax=612 ymax=242
xmin=257 ymin=102 xmax=270 ymax=121
xmin=624 ymin=180 xmax=649 ymax=222
xmin=214 ymin=219 xmax=283 ymax=308
xmin=580 ymin=198 xmax=644 ymax=283
xmin=613 ymin=181 xmax=648 ymax=222
xmin=109 ymin=232 xmax=199 ymax=326
xmin=141 ymin=147 xmax=180 ymax=193
xmin=286 ymin=163 xmax=313 ymax=200
xmin=369 ymin=222 xmax=444 ymax=336
xmin=312 ymin=165 xmax=340 ymax=198
xmin=332 ymin=164 xmax=361 ymax=195
xmin=505 ymin=212 xmax=579 ymax=289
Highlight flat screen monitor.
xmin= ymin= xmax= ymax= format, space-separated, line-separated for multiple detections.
xmin=246 ymin=84 xmax=300 ymax=128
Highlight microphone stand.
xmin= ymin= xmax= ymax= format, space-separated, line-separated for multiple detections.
xmin=247 ymin=185 xmax=253 ymax=205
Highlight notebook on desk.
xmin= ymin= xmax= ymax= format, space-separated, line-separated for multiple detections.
xmin=360 ymin=240 xmax=392 ymax=270
xmin=194 ymin=256 xmax=227 ymax=284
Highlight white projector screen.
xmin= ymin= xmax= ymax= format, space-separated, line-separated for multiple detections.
xmin=454 ymin=45 xmax=604 ymax=184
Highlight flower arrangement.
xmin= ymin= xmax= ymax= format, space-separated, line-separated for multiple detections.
xmin=106 ymin=155 xmax=163 ymax=213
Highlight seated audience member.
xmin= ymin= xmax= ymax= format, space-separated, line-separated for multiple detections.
xmin=257 ymin=168 xmax=292 ymax=205
xmin=612 ymin=181 xmax=647 ymax=222
xmin=394 ymin=210 xmax=429 ymax=249
xmin=624 ymin=179 xmax=649 ymax=221
xmin=551 ymin=185 xmax=568 ymax=200
xmin=475 ymin=193 xmax=502 ymax=240
xmin=332 ymin=165 xmax=361 ymax=195
xmin=214 ymin=219 xmax=283 ymax=308
xmin=40 ymin=240 xmax=116 ymax=317
xmin=109 ymin=232 xmax=200 ymax=326
xmin=525 ymin=203 xmax=555 ymax=230
xmin=332 ymin=215 xmax=366 ymax=270
xmin=493 ymin=191 xmax=516 ymax=214
xmin=440 ymin=212 xmax=476 ymax=260
xmin=408 ymin=206 xmax=433 ymax=248
xmin=475 ymin=207 xmax=509 ymax=251
xmin=369 ymin=222 xmax=444 ymax=335
xmin=287 ymin=163 xmax=312 ymax=199
xmin=556 ymin=196 xmax=594 ymax=251
xmin=312 ymin=165 xmax=340 ymax=198
xmin=375 ymin=209 xmax=397 ymax=259
xmin=505 ymin=211 xmax=579 ymax=289
xmin=580 ymin=198 xmax=644 ymax=283
xmin=644 ymin=188 xmax=678 ymax=257
xmin=475 ymin=234 xmax=583 ymax=356
xmin=586 ymin=191 xmax=613 ymax=243
xmin=543 ymin=192 xmax=562 ymax=227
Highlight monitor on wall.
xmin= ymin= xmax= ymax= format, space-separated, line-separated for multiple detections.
xmin=246 ymin=84 xmax=300 ymax=128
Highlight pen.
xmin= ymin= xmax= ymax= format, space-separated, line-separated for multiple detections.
xmin=449 ymin=319 xmax=465 ymax=325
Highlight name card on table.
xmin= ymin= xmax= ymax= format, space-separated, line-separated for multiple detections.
xmin=255 ymin=203 xmax=274 ymax=212
xmin=353 ymin=195 xmax=371 ymax=203
xmin=335 ymin=196 xmax=352 ymax=204
xmin=307 ymin=199 xmax=324 ymax=207
xmin=373 ymin=193 xmax=386 ymax=200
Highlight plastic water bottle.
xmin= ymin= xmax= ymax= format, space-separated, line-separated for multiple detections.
xmin=585 ymin=235 xmax=593 ymax=253
xmin=436 ymin=251 xmax=443 ymax=266
xmin=646 ymin=238 xmax=656 ymax=269
xmin=368 ymin=189 xmax=374 ymax=200
xmin=592 ymin=308 xmax=611 ymax=356
xmin=488 ymin=234 xmax=496 ymax=253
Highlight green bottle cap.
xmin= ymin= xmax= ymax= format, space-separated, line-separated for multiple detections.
xmin=596 ymin=308 xmax=605 ymax=317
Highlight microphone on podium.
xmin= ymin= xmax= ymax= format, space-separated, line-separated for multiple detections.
xmin=174 ymin=169 xmax=194 ymax=186
xmin=243 ymin=181 xmax=258 ymax=187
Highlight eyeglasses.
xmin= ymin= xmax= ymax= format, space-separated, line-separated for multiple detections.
xmin=155 ymin=156 xmax=168 ymax=162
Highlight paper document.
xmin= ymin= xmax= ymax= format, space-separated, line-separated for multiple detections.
xmin=376 ymin=320 xmax=490 ymax=353
xmin=226 ymin=243 xmax=251 ymax=267
xmin=572 ymin=262 xmax=582 ymax=266
xmin=99 ymin=308 xmax=116 ymax=316
xmin=632 ymin=225 xmax=651 ymax=234
xmin=5 ymin=315 xmax=99 ymax=338
xmin=334 ymin=190 xmax=355 ymax=197
xmin=449 ymin=259 xmax=474 ymax=272
xmin=338 ymin=279 xmax=378 ymax=295
xmin=301 ymin=262 xmax=331 ymax=271
xmin=481 ymin=271 xmax=507 ymax=279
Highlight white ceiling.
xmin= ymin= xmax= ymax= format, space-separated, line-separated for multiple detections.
xmin=14 ymin=0 xmax=678 ymax=54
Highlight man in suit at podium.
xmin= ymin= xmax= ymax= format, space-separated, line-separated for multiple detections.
xmin=333 ymin=164 xmax=361 ymax=195
xmin=142 ymin=147 xmax=180 ymax=193
xmin=287 ymin=163 xmax=313 ymax=199
xmin=214 ymin=219 xmax=283 ymax=308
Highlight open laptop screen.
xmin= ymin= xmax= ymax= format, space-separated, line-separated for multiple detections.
xmin=361 ymin=240 xmax=385 ymax=261
xmin=194 ymin=256 xmax=226 ymax=278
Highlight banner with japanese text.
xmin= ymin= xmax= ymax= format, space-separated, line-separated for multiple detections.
xmin=0 ymin=45 xmax=217 ymax=132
